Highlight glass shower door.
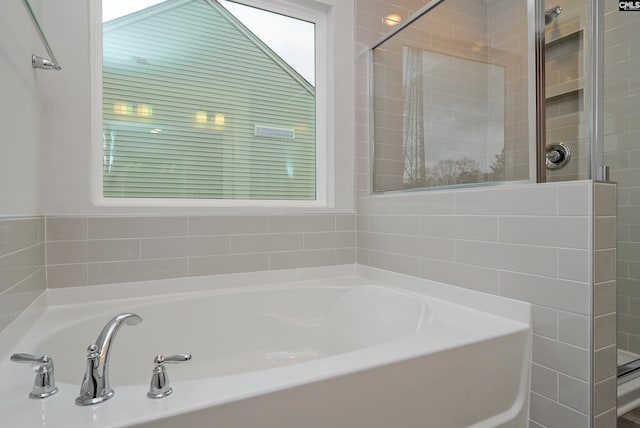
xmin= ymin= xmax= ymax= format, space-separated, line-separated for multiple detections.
xmin=542 ymin=1 xmax=591 ymax=183
xmin=605 ymin=2 xmax=640 ymax=376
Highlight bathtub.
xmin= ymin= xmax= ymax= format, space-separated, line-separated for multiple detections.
xmin=0 ymin=265 xmax=531 ymax=428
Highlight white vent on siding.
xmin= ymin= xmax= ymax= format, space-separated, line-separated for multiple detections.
xmin=254 ymin=125 xmax=295 ymax=139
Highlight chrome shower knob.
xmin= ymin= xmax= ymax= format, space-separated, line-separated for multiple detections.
xmin=545 ymin=142 xmax=571 ymax=170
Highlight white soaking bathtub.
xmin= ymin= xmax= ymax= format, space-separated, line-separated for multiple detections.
xmin=0 ymin=265 xmax=531 ymax=428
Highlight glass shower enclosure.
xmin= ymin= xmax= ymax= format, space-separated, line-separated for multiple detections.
xmin=370 ymin=0 xmax=640 ymax=409
xmin=372 ymin=0 xmax=532 ymax=192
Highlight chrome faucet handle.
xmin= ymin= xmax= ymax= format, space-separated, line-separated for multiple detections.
xmin=10 ymin=353 xmax=59 ymax=399
xmin=147 ymin=353 xmax=192 ymax=399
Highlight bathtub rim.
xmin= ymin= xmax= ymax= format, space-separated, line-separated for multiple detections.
xmin=0 ymin=264 xmax=530 ymax=363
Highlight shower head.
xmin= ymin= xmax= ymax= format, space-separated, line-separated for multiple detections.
xmin=545 ymin=6 xmax=562 ymax=26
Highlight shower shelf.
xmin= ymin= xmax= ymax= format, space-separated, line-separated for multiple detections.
xmin=545 ymin=27 xmax=583 ymax=101
xmin=545 ymin=28 xmax=582 ymax=48
xmin=546 ymin=87 xmax=582 ymax=104
xmin=546 ymin=78 xmax=584 ymax=100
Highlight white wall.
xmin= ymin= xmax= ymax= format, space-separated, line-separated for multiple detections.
xmin=0 ymin=0 xmax=43 ymax=216
xmin=40 ymin=0 xmax=355 ymax=215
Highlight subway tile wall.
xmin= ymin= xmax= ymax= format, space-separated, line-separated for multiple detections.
xmin=605 ymin=0 xmax=640 ymax=359
xmin=357 ymin=180 xmax=616 ymax=428
xmin=593 ymin=183 xmax=617 ymax=427
xmin=45 ymin=214 xmax=356 ymax=287
xmin=0 ymin=217 xmax=46 ymax=332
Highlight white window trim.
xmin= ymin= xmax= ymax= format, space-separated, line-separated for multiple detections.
xmin=90 ymin=0 xmax=331 ymax=209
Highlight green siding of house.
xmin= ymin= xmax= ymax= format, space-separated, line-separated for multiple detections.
xmin=102 ymin=0 xmax=316 ymax=199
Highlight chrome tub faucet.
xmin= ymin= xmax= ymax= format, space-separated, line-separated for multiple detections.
xmin=75 ymin=313 xmax=143 ymax=406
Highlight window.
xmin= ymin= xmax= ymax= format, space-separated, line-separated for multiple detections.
xmin=97 ymin=0 xmax=325 ymax=205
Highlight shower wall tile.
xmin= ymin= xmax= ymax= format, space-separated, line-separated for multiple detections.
xmin=419 ymin=258 xmax=500 ymax=295
xmin=500 ymin=271 xmax=589 ymax=315
xmin=0 ymin=217 xmax=45 ymax=333
xmin=530 ymin=392 xmax=589 ymax=428
xmin=558 ymin=182 xmax=590 ymax=216
xmin=88 ymin=216 xmax=188 ymax=239
xmin=45 ymin=217 xmax=87 ymax=241
xmin=594 ymin=409 xmax=617 ymax=428
xmin=390 ymin=192 xmax=455 ymax=215
xmin=46 ymin=263 xmax=87 ymax=288
xmin=0 ymin=243 xmax=45 ymax=293
xmin=593 ymin=182 xmax=617 ymax=423
xmin=141 ymin=236 xmax=230 ymax=258
xmin=594 ymin=280 xmax=616 ymax=316
xmin=189 ymin=254 xmax=268 ymax=277
xmin=304 ymin=232 xmax=356 ymax=250
xmin=558 ymin=375 xmax=590 ymax=414
xmin=593 ymin=377 xmax=616 ymax=417
xmin=0 ymin=269 xmax=45 ymax=333
xmin=532 ymin=334 xmax=589 ymax=381
xmin=228 ymin=234 xmax=300 ymax=254
xmin=87 ymin=258 xmax=189 ymax=285
xmin=457 ymin=242 xmax=558 ymax=277
xmin=594 ymin=345 xmax=617 ymax=383
xmin=45 ymin=214 xmax=356 ymax=288
xmin=594 ymin=216 xmax=617 ymax=250
xmin=419 ymin=216 xmax=497 ymax=241
xmin=558 ymin=312 xmax=589 ymax=348
xmin=89 ymin=239 xmax=141 ymax=262
xmin=558 ymin=249 xmax=590 ymax=282
xmin=269 ymin=249 xmax=338 ymax=270
xmin=531 ymin=363 xmax=558 ymax=400
xmin=498 ymin=216 xmax=589 ymax=248
xmin=189 ymin=215 xmax=269 ymax=235
xmin=455 ymin=186 xmax=558 ymax=216
xmin=532 ymin=305 xmax=558 ymax=339
xmin=269 ymin=215 xmax=335 ymax=233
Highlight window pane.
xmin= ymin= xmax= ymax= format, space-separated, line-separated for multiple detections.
xmin=102 ymin=0 xmax=316 ymax=200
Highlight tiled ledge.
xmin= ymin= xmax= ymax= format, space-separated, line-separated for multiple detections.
xmin=45 ymin=214 xmax=356 ymax=288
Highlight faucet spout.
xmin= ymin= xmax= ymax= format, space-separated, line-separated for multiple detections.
xmin=75 ymin=313 xmax=142 ymax=406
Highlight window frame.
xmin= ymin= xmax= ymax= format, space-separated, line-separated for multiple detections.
xmin=90 ymin=0 xmax=329 ymax=208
